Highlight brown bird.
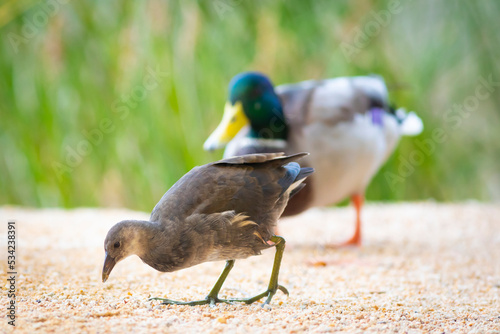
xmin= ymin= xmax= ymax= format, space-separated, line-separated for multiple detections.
xmin=102 ymin=153 xmax=313 ymax=307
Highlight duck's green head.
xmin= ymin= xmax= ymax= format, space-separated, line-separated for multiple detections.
xmin=204 ymin=72 xmax=287 ymax=150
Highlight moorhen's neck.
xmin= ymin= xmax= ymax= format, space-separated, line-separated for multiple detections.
xmin=134 ymin=220 xmax=193 ymax=273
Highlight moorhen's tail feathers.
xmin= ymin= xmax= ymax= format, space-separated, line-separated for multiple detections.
xmin=213 ymin=152 xmax=308 ymax=167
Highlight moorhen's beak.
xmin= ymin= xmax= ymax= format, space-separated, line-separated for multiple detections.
xmin=102 ymin=252 xmax=116 ymax=283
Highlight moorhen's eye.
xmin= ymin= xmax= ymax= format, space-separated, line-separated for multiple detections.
xmin=114 ymin=241 xmax=120 ymax=248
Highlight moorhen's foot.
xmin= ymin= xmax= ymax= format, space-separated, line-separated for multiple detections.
xmin=149 ymin=296 xmax=233 ymax=307
xmin=228 ymin=284 xmax=289 ymax=307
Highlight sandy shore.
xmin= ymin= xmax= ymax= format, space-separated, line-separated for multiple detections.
xmin=0 ymin=202 xmax=499 ymax=333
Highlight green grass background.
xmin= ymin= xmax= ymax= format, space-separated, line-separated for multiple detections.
xmin=1 ymin=0 xmax=499 ymax=211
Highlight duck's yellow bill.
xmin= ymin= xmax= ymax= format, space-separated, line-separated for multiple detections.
xmin=204 ymin=101 xmax=248 ymax=150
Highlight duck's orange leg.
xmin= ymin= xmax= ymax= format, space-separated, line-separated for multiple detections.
xmin=325 ymin=194 xmax=364 ymax=248
xmin=307 ymin=194 xmax=365 ymax=265
xmin=342 ymin=194 xmax=364 ymax=246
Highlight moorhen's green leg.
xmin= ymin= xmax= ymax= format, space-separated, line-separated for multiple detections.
xmin=149 ymin=260 xmax=235 ymax=307
xmin=229 ymin=236 xmax=289 ymax=306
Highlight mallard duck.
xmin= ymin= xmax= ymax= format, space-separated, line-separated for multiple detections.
xmin=102 ymin=152 xmax=314 ymax=307
xmin=204 ymin=72 xmax=423 ymax=246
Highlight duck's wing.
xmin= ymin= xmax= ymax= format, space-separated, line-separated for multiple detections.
xmin=276 ymin=75 xmax=393 ymax=128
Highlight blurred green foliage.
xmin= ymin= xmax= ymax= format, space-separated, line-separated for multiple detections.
xmin=1 ymin=0 xmax=499 ymax=210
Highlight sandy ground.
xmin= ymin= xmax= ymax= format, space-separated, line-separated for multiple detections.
xmin=0 ymin=202 xmax=499 ymax=333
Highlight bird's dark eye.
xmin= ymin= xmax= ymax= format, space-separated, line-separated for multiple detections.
xmin=114 ymin=241 xmax=120 ymax=248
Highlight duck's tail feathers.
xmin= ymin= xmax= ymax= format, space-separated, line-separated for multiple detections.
xmin=396 ymin=108 xmax=424 ymax=136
